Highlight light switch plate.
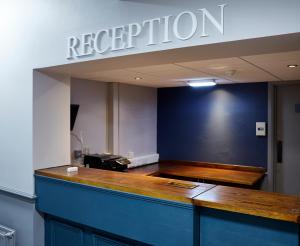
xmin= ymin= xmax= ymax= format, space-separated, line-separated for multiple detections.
xmin=256 ymin=122 xmax=266 ymax=136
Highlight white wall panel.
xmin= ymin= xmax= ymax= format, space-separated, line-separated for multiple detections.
xmin=71 ymin=78 xmax=108 ymax=155
xmin=119 ymin=84 xmax=157 ymax=158
xmin=33 ymin=71 xmax=70 ymax=171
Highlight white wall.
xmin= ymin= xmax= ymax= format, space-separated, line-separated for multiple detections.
xmin=33 ymin=71 xmax=70 ymax=172
xmin=119 ymin=84 xmax=157 ymax=158
xmin=70 ymin=80 xmax=157 ymax=162
xmin=0 ymin=0 xmax=300 ymax=244
xmin=71 ymin=78 xmax=108 ymax=155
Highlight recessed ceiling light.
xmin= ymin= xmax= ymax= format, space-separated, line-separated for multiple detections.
xmin=187 ymin=79 xmax=216 ymax=87
xmin=287 ymin=64 xmax=298 ymax=68
xmin=134 ymin=77 xmax=143 ymax=80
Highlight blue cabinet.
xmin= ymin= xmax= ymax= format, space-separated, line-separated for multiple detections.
xmin=45 ymin=216 xmax=130 ymax=246
xmin=36 ymin=175 xmax=197 ymax=246
xmin=36 ymin=175 xmax=300 ymax=246
xmin=92 ymin=235 xmax=129 ymax=246
xmin=199 ymin=208 xmax=299 ymax=246
xmin=46 ymin=219 xmax=84 ymax=246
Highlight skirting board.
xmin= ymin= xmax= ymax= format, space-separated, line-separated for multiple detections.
xmin=0 ymin=185 xmax=36 ymax=200
xmin=128 ymin=154 xmax=159 ymax=168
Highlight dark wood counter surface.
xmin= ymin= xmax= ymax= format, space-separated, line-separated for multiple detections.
xmin=35 ymin=166 xmax=214 ymax=204
xmin=127 ymin=161 xmax=265 ymax=186
xmin=193 ymin=185 xmax=300 ymax=223
xmin=158 ymin=164 xmax=263 ymax=186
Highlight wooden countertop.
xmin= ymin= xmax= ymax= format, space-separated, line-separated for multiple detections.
xmin=127 ymin=161 xmax=265 ymax=186
xmin=35 ymin=165 xmax=300 ymax=223
xmin=193 ymin=185 xmax=300 ymax=223
xmin=158 ymin=164 xmax=263 ymax=186
xmin=35 ymin=166 xmax=214 ymax=204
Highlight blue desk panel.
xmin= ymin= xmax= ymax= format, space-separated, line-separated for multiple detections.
xmin=200 ymin=208 xmax=299 ymax=246
xmin=36 ymin=175 xmax=199 ymax=246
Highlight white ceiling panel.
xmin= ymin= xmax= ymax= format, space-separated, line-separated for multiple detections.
xmin=77 ymin=64 xmax=232 ymax=87
xmin=128 ymin=64 xmax=209 ymax=80
xmin=177 ymin=57 xmax=280 ymax=82
xmin=77 ymin=68 xmax=188 ymax=87
xmin=68 ymin=51 xmax=300 ymax=87
xmin=79 ymin=69 xmax=153 ymax=83
xmin=242 ymin=51 xmax=300 ymax=81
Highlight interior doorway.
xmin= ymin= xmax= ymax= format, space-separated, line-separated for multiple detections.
xmin=275 ymin=83 xmax=300 ymax=195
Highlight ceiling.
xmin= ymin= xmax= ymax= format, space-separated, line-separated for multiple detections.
xmin=40 ymin=34 xmax=300 ymax=88
xmin=73 ymin=50 xmax=300 ymax=87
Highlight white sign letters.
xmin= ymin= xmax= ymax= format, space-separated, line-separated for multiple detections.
xmin=67 ymin=4 xmax=227 ymax=59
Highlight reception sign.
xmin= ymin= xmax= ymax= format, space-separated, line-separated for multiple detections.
xmin=67 ymin=4 xmax=227 ymax=59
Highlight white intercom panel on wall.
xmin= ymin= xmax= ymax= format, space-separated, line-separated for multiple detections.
xmin=256 ymin=122 xmax=266 ymax=136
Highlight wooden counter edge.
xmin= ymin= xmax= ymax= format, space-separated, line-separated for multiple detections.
xmin=160 ymin=160 xmax=266 ymax=173
xmin=193 ymin=199 xmax=300 ymax=224
xmin=157 ymin=171 xmax=265 ymax=186
xmin=35 ymin=169 xmax=203 ymax=204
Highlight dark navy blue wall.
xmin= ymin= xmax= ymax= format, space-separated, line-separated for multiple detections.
xmin=157 ymin=83 xmax=268 ymax=168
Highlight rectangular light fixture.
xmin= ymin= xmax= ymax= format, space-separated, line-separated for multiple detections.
xmin=187 ymin=79 xmax=216 ymax=87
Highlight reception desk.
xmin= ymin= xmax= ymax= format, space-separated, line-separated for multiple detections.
xmin=35 ymin=166 xmax=300 ymax=246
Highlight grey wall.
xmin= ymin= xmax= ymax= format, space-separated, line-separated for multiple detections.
xmin=119 ymin=84 xmax=157 ymax=158
xmin=70 ymin=81 xmax=158 ymax=159
xmin=0 ymin=191 xmax=43 ymax=246
xmin=71 ymin=78 xmax=108 ymax=155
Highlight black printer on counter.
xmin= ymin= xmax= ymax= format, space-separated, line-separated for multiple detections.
xmin=83 ymin=154 xmax=130 ymax=171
